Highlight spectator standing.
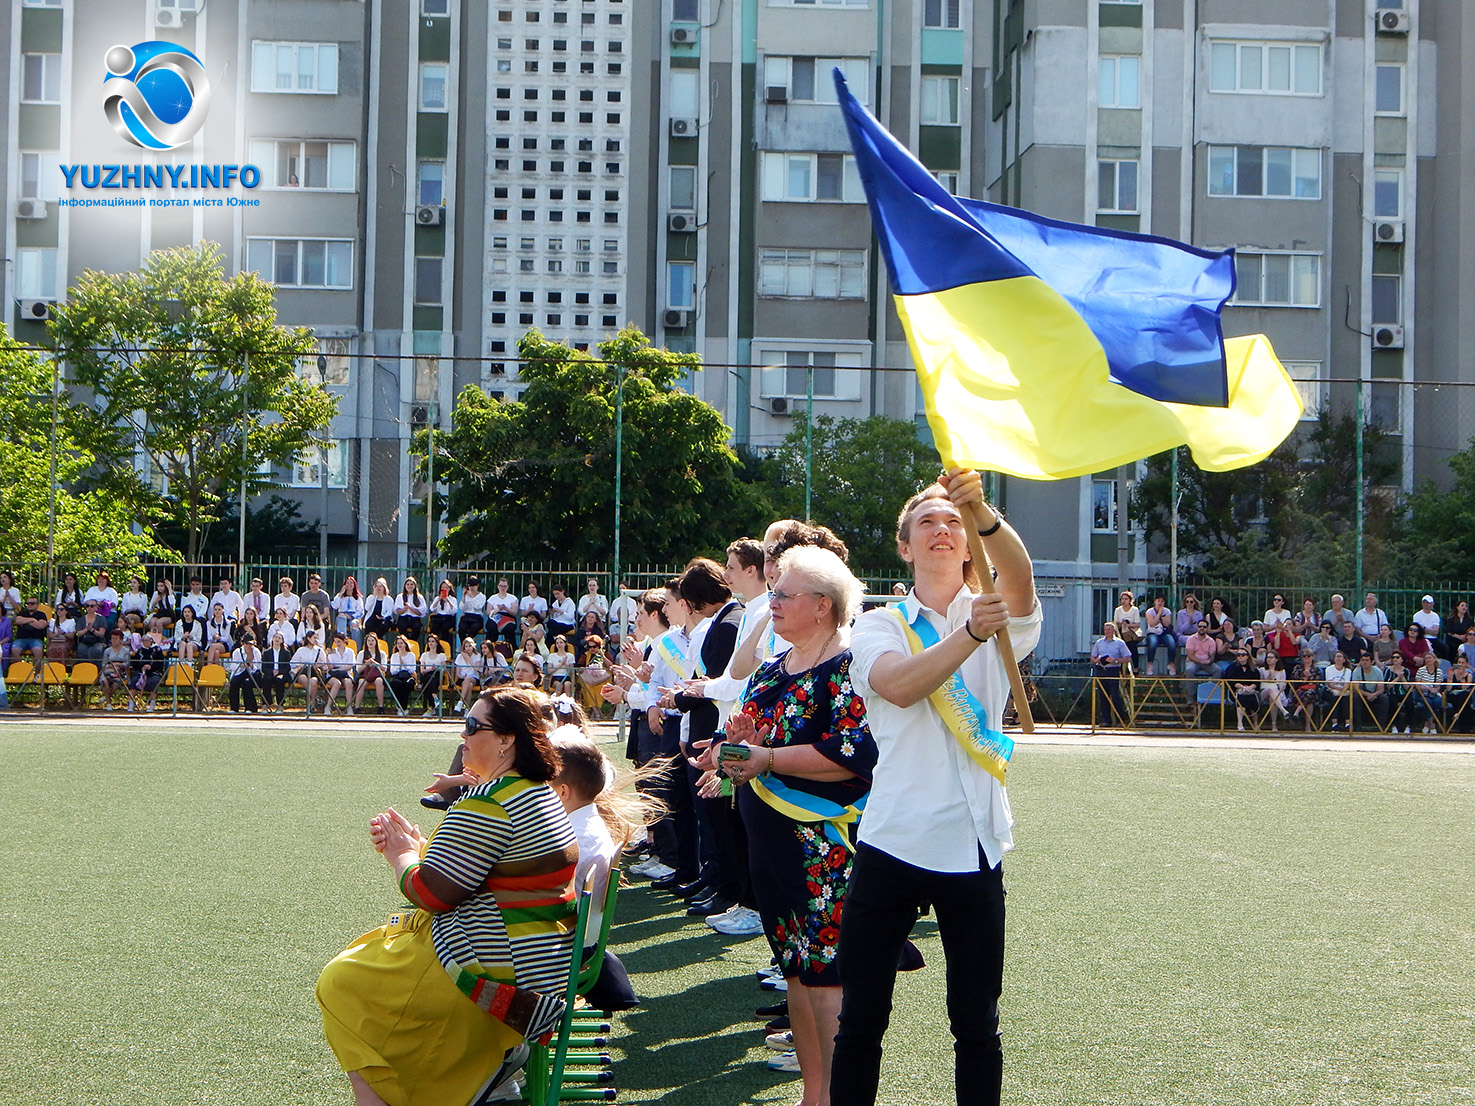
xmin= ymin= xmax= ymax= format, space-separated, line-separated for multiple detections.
xmin=1112 ymin=590 xmax=1141 ymax=672
xmin=457 ymin=577 xmax=487 ymax=640
xmin=1141 ymin=596 xmax=1176 ymax=676
xmin=228 ymin=636 xmax=264 ymax=714
xmin=1090 ymin=621 xmax=1132 ymax=722
xmin=547 ymin=583 xmax=577 ymax=642
xmin=1352 ymin=593 xmax=1389 ymax=641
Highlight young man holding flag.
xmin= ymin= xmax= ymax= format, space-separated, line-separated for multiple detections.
xmin=833 ymin=468 xmax=1040 ymax=1106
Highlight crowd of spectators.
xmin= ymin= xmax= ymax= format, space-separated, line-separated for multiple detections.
xmin=0 ymin=568 xmax=639 ymax=717
xmin=1091 ymin=588 xmax=1475 ymax=733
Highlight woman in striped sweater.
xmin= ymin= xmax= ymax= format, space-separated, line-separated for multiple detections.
xmin=317 ymin=686 xmax=578 ymax=1106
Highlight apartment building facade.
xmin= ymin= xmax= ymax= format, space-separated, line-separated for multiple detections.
xmin=5 ymin=0 xmax=1472 ymax=593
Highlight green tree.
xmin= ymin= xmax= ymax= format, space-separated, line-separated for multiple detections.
xmin=1398 ymin=437 xmax=1475 ymax=583
xmin=418 ymin=328 xmax=769 ymax=564
xmin=0 ymin=326 xmax=173 ymax=567
xmin=47 ymin=243 xmax=336 ymax=564
xmin=759 ymin=414 xmax=941 ymax=570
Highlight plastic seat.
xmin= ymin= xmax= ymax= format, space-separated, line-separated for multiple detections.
xmin=5 ymin=660 xmax=37 ymax=706
xmin=163 ymin=662 xmax=198 ymax=714
xmin=66 ymin=662 xmax=100 ymax=709
xmin=39 ymin=662 xmax=69 ymax=711
xmin=197 ymin=664 xmax=230 ymax=710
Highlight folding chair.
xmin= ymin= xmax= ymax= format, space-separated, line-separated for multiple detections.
xmin=66 ymin=662 xmax=100 ymax=710
xmin=164 ymin=662 xmax=198 ymax=714
xmin=5 ymin=660 xmax=36 ymax=707
xmin=39 ymin=662 xmax=70 ymax=711
xmin=1193 ymin=681 xmax=1224 ymax=730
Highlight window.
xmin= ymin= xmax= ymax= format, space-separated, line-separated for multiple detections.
xmin=920 ymin=76 xmax=960 ymax=125
xmin=1098 ymin=56 xmax=1140 ymax=108
xmin=673 ymin=0 xmax=698 ymax=17
xmin=302 ymin=338 xmax=352 ymax=386
xmin=761 ymin=153 xmax=863 ymax=203
xmin=1375 ymin=64 xmax=1404 ymax=115
xmin=1208 ymin=41 xmax=1321 ymax=96
xmin=667 ymin=262 xmax=696 ymax=310
xmin=782 ymin=352 xmax=836 ymax=398
xmin=1282 ymin=361 xmax=1321 ymax=417
xmin=1373 ymin=169 xmax=1402 ymax=220
xmin=420 ymin=63 xmax=449 ymax=110
xmin=417 ymin=162 xmax=445 ymax=206
xmin=923 ymin=0 xmax=960 ymax=27
xmin=292 ymin=441 xmax=348 ymax=488
xmin=250 ymin=42 xmax=340 ymax=94
xmin=245 ymin=239 xmax=354 ymax=289
xmin=1091 ymin=480 xmax=1117 ymax=533
xmin=15 ymin=248 xmax=59 ymax=299
xmin=1098 ymin=159 xmax=1139 ymax=213
xmin=758 ymin=248 xmax=867 ymax=298
xmin=932 ymin=170 xmax=959 ymax=194
xmin=1371 ymin=274 xmax=1401 ymax=324
xmin=670 ymin=71 xmax=700 ymax=118
xmin=20 ymin=152 xmax=59 ymax=201
xmin=1231 ymin=251 xmax=1320 ymax=307
xmin=246 ymin=140 xmax=356 ymax=190
xmin=22 ymin=54 xmax=61 ymax=103
xmin=762 ymin=57 xmax=869 ymax=104
xmin=782 ymin=0 xmax=868 ymax=6
xmin=422 ymin=0 xmax=449 ymax=13
xmin=415 ymin=257 xmax=443 ymax=305
xmin=1208 ymin=146 xmax=1321 ymax=199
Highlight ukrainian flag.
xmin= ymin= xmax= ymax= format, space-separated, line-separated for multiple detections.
xmin=835 ymin=71 xmax=1303 ymax=480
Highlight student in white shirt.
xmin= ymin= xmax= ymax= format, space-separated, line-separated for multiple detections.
xmin=362 ymin=578 xmax=396 ymax=639
xmin=577 ymin=576 xmax=609 ymax=621
xmin=453 ymin=637 xmax=484 ymax=714
xmin=267 ymin=608 xmax=299 ymax=649
xmin=519 ymin=581 xmax=549 ymax=623
xmin=0 ymin=570 xmax=20 ymax=618
xmin=332 ymin=577 xmax=365 ymax=644
xmin=273 ymin=576 xmax=302 ymax=621
xmin=323 ymin=632 xmax=360 ymax=716
xmin=179 ymin=577 xmax=210 ymax=621
xmin=485 ymin=577 xmax=520 ymax=647
xmin=242 ymin=577 xmax=271 ymax=623
xmin=606 ymin=582 xmax=638 ymax=644
xmin=213 ymin=576 xmax=244 ymax=622
xmin=457 ymin=576 xmax=488 ymax=640
xmin=427 ymin=580 xmax=459 ymax=643
xmin=547 ymin=583 xmax=577 ymax=641
xmin=290 ymin=630 xmax=329 ymax=715
xmin=395 ymin=577 xmax=428 ymax=640
xmin=227 ymin=636 xmax=264 ymax=714
xmin=203 ymin=603 xmax=236 ymax=667
xmin=835 ymin=470 xmax=1041 ymax=1106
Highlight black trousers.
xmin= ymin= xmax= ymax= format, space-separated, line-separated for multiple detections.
xmin=831 ymin=842 xmax=1005 ymax=1106
xmin=228 ymin=671 xmax=261 ymax=712
xmin=260 ymin=673 xmax=288 ymax=706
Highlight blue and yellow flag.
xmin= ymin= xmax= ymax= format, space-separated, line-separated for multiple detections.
xmin=835 ymin=71 xmax=1302 ymax=480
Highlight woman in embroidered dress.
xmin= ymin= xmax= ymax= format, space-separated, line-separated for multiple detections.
xmin=710 ymin=545 xmax=876 ymax=1106
xmin=317 ymin=685 xmax=578 ymax=1106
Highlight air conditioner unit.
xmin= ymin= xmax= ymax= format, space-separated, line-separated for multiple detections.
xmin=669 ymin=117 xmax=698 ymax=138
xmin=662 ymin=308 xmax=688 ymax=329
xmin=768 ymin=396 xmax=791 ymax=416
xmin=1374 ymin=220 xmax=1404 ymax=244
xmin=1372 ymin=324 xmax=1405 ymax=349
xmin=1376 ymin=8 xmax=1409 ymax=33
xmin=415 ymin=204 xmax=443 ymax=226
xmin=19 ymin=299 xmax=55 ymax=322
xmin=765 ymin=85 xmax=789 ymax=104
xmin=410 ymin=403 xmax=437 ymax=426
xmin=667 ymin=211 xmax=696 ymax=233
xmin=155 ymin=6 xmax=184 ymax=28
xmin=670 ymin=25 xmax=698 ymax=45
xmin=16 ymin=198 xmax=47 ymax=220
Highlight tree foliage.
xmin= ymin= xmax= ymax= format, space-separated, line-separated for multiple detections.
xmin=1131 ymin=411 xmax=1400 ymax=579
xmin=758 ymin=414 xmax=941 ymax=570
xmin=418 ymin=328 xmax=769 ymax=564
xmin=0 ymin=327 xmax=173 ymax=567
xmin=47 ymin=243 xmax=335 ymax=564
xmin=1397 ymin=437 xmax=1475 ymax=583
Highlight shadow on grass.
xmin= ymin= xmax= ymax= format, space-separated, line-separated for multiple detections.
xmin=607 ymin=880 xmax=798 ymax=1103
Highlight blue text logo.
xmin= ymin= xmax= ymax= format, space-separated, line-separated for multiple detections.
xmin=102 ymin=41 xmax=212 ymax=151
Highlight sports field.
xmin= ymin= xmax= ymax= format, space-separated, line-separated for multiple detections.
xmin=0 ymin=718 xmax=1470 ymax=1106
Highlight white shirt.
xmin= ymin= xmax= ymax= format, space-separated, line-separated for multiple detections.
xmin=700 ymin=591 xmax=774 ymax=706
xmin=646 ymin=626 xmax=691 ymax=721
xmin=607 ymin=594 xmax=638 ymax=637
xmin=267 ymin=618 xmax=298 ymax=648
xmin=119 ymin=590 xmax=150 ymax=618
xmin=578 ymin=592 xmax=609 ymax=619
xmin=1413 ymin=608 xmax=1442 ymax=636
xmin=364 ymin=593 xmax=396 ymax=623
xmin=520 ymin=595 xmax=549 ymax=620
xmin=428 ymin=594 xmax=459 ymax=617
xmin=213 ymin=588 xmax=244 ymax=621
xmin=327 ymin=646 xmax=357 ymax=670
xmin=548 ymin=597 xmax=576 ymax=626
xmin=273 ymin=593 xmax=301 ymax=620
xmin=454 ymin=653 xmax=482 ymax=680
xmin=243 ymin=589 xmax=271 ymax=621
xmin=849 ymin=584 xmax=1042 ymax=873
xmin=83 ymin=585 xmax=120 ymax=612
xmin=291 ymin=645 xmax=326 ymax=671
xmin=1352 ymin=607 xmax=1389 ymax=638
xmin=1263 ymin=607 xmax=1293 ymax=629
xmin=460 ymin=589 xmax=488 ymax=616
xmin=396 ymin=593 xmax=428 ymax=619
xmin=569 ymin=802 xmax=617 ymax=940
xmin=180 ymin=591 xmax=210 ymax=620
xmin=229 ymin=646 xmax=262 ymax=676
xmin=0 ymin=586 xmax=20 ymax=616
xmin=486 ymin=593 xmax=519 ymax=624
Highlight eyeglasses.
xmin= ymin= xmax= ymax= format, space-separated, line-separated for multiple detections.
xmin=770 ymin=589 xmax=824 ymax=605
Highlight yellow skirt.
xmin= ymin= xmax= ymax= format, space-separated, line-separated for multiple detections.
xmin=317 ymin=908 xmax=522 ymax=1106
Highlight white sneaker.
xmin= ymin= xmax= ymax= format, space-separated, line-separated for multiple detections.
xmin=633 ymin=860 xmax=675 ymax=879
xmin=765 ymin=1030 xmax=794 ymax=1052
xmin=708 ymin=905 xmax=764 ymax=936
xmin=760 ymin=974 xmax=789 ymax=992
xmin=628 ymin=857 xmax=665 ymax=876
xmin=766 ymin=1050 xmax=800 ymax=1072
xmin=454 ymin=701 xmax=465 ymax=714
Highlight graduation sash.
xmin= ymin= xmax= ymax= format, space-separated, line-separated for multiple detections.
xmin=749 ymin=772 xmax=868 ymax=851
xmin=889 ymin=606 xmax=1014 ymax=782
xmin=653 ymin=629 xmax=694 ymax=680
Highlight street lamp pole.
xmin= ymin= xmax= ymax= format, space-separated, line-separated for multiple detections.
xmin=613 ymin=361 xmax=625 ymax=589
xmin=239 ymin=352 xmax=248 ymax=578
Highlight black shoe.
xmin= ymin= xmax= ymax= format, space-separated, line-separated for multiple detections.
xmin=755 ymin=1001 xmax=788 ymax=1018
xmin=678 ymin=882 xmax=713 ymax=902
xmin=687 ymin=896 xmax=734 ymax=917
xmin=765 ymin=1015 xmax=791 ymax=1032
xmin=420 ymin=793 xmax=454 ymax=811
xmin=649 ymin=874 xmax=685 ymax=892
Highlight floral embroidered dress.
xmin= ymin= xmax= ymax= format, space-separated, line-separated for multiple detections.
xmin=737 ymin=650 xmax=875 ymax=985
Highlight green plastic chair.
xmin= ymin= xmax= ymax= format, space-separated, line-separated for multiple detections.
xmin=523 ymin=847 xmax=626 ymax=1104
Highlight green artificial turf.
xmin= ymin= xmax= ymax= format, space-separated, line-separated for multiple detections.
xmin=0 ymin=723 xmax=1470 ymax=1105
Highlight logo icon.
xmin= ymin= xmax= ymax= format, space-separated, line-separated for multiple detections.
xmin=103 ymin=41 xmax=212 ymax=150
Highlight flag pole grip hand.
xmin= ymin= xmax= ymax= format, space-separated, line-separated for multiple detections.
xmin=957 ymin=497 xmax=1035 ymax=734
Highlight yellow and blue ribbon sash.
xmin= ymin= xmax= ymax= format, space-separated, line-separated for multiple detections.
xmin=889 ymin=607 xmax=1013 ymax=783
xmin=750 ymin=772 xmax=867 ymax=851
xmin=653 ymin=630 xmax=691 ymax=681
